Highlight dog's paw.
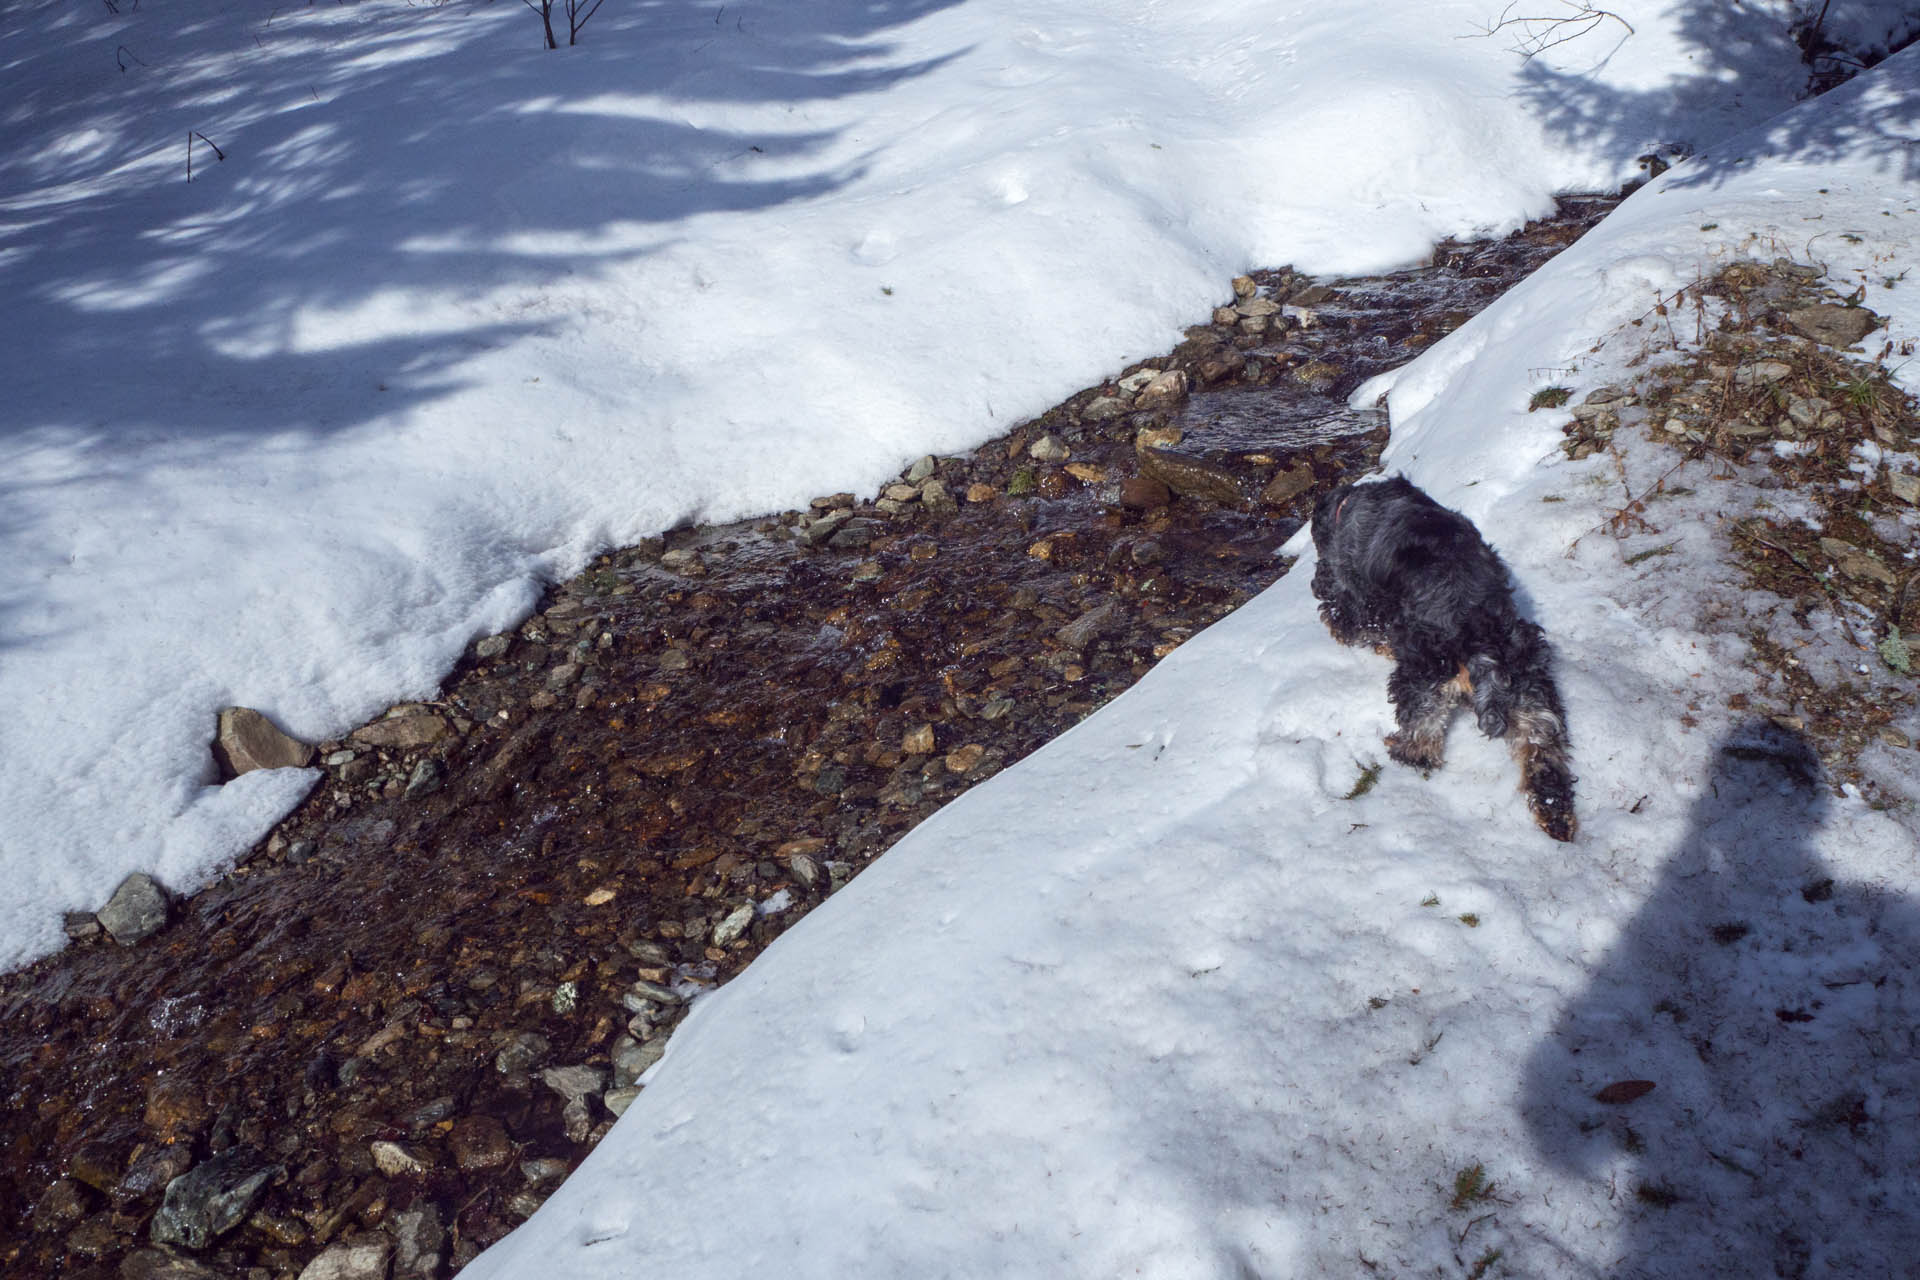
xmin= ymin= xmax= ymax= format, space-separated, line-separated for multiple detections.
xmin=1385 ymin=732 xmax=1443 ymax=773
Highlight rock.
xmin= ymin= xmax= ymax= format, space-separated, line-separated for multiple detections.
xmin=965 ymin=482 xmax=998 ymax=504
xmin=905 ymin=455 xmax=937 ymax=483
xmin=789 ymin=852 xmax=823 ymax=889
xmin=1212 ymin=305 xmax=1240 ymax=326
xmin=920 ymin=478 xmax=957 ymax=513
xmin=119 ymin=1142 xmax=194 ymax=1204
xmin=945 ymin=744 xmax=987 ymax=774
xmin=402 ymin=757 xmax=444 ymax=800
xmin=448 ymin=1115 xmax=514 ymax=1171
xmin=1291 ymin=359 xmax=1342 ymax=392
xmin=1137 ymin=448 xmax=1246 ymax=505
xmin=99 ymin=873 xmax=169 ymax=945
xmin=1233 ymin=296 xmax=1281 ymax=317
xmin=1028 ymin=433 xmax=1070 ymax=463
xmin=1582 ymin=385 xmax=1629 ymax=405
xmin=712 ymin=901 xmax=756 ymax=947
xmin=1820 ymin=537 xmax=1896 ymax=585
xmin=369 ymin=1140 xmax=429 ymax=1177
xmin=298 ymin=1236 xmax=392 ymax=1280
xmin=521 ymin=1157 xmax=570 ymax=1186
xmin=1064 ymin=462 xmax=1107 ymax=484
xmin=611 ymin=1035 xmax=667 ymax=1087
xmin=475 ymin=634 xmax=511 ymax=659
xmin=350 ymin=714 xmax=450 ymax=750
xmin=30 ymin=1177 xmax=89 ymax=1230
xmin=659 ymin=547 xmax=705 ymax=575
xmin=827 ymin=520 xmax=878 ymax=550
xmin=563 ymin=1095 xmax=593 ymax=1142
xmin=1133 ymin=424 xmax=1183 ymax=451
xmin=1784 ymin=303 xmax=1882 ymax=347
xmin=495 ymin=1031 xmax=551 ymax=1075
xmin=1082 ymin=395 xmax=1131 ymax=421
xmin=1289 ymin=283 xmax=1338 ymax=306
xmin=539 ymin=1064 xmax=608 ymax=1103
xmin=1119 ymin=473 xmax=1172 ymax=510
xmin=150 ymin=1148 xmax=279 ymax=1250
xmin=1259 ymin=462 xmax=1315 ymax=507
xmin=1135 ymin=369 xmax=1190 ymax=410
xmin=62 ymin=911 xmax=102 ymax=941
xmin=604 ymin=1085 xmax=644 ymax=1117
xmin=119 ymin=1249 xmax=224 ymax=1280
xmin=1889 ymin=471 xmax=1920 ymax=505
xmin=1056 ymin=603 xmax=1118 ymax=652
xmin=883 ymin=483 xmax=919 ymax=502
xmin=799 ymin=511 xmax=852 ymax=547
xmin=1733 ymin=360 xmax=1793 ymax=387
xmin=387 ymin=1203 xmax=445 ymax=1278
xmin=1231 ymin=275 xmax=1256 ymax=298
xmin=626 ymin=977 xmax=682 ymax=1006
xmin=213 ymin=707 xmax=314 ymax=777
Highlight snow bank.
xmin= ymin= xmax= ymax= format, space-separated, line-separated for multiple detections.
xmin=462 ymin=41 xmax=1920 ymax=1280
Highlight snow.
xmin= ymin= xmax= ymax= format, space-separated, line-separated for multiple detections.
xmin=6 ymin=0 xmax=1920 ymax=1273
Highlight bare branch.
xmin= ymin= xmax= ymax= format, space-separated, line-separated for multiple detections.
xmin=1466 ymin=2 xmax=1635 ymax=60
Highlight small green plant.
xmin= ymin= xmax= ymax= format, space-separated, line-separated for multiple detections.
xmin=1450 ymin=1163 xmax=1494 ymax=1210
xmin=1529 ymin=386 xmax=1573 ymax=411
xmin=1345 ymin=761 xmax=1383 ymax=799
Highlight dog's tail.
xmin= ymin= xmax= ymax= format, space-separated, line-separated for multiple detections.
xmin=1466 ymin=623 xmax=1577 ymax=842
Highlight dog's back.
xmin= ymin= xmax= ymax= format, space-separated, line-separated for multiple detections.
xmin=1310 ymin=477 xmax=1576 ymax=841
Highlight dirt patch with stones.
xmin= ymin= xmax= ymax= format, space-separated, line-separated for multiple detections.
xmin=0 ymin=196 xmax=1620 ymax=1280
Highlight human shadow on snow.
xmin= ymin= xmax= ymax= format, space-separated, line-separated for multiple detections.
xmin=1522 ymin=722 xmax=1920 ymax=1276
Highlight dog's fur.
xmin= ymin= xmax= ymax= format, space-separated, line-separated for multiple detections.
xmin=1310 ymin=476 xmax=1576 ymax=841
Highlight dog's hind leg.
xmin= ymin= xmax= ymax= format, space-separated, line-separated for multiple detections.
xmin=1508 ymin=706 xmax=1578 ymax=842
xmin=1384 ymin=659 xmax=1472 ymax=772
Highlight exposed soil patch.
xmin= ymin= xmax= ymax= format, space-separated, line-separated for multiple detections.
xmin=0 ymin=196 xmax=1619 ymax=1280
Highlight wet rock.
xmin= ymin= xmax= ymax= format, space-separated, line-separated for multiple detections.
xmin=902 ymin=723 xmax=935 ymax=755
xmin=965 ymin=482 xmax=998 ymax=503
xmin=906 ymin=455 xmax=937 ymax=483
xmin=369 ymin=1140 xmax=429 ymax=1177
xmin=1291 ymin=359 xmax=1342 ymax=393
xmin=99 ymin=872 xmax=169 ymax=946
xmin=62 ymin=910 xmax=102 ymax=941
xmin=1082 ymin=395 xmax=1131 ymax=421
xmin=1137 ymin=448 xmax=1246 ymax=506
xmin=920 ymin=478 xmax=957 ymax=513
xmin=119 ymin=1249 xmax=225 ymax=1280
xmin=611 ymin=1035 xmax=667 ymax=1087
xmin=789 ymin=852 xmax=823 ymax=889
xmin=213 ymin=707 xmax=315 ymax=777
xmin=402 ymin=758 xmax=444 ymax=800
xmin=798 ymin=511 xmax=851 ymax=546
xmin=448 ymin=1115 xmax=514 ymax=1171
xmin=1028 ymin=434 xmax=1070 ymax=463
xmin=30 ymin=1177 xmax=89 ymax=1230
xmin=350 ymin=714 xmax=450 ymax=750
xmin=1136 ymin=369 xmax=1190 ymax=410
xmin=1056 ymin=603 xmax=1118 ymax=652
xmin=1120 ymin=473 xmax=1172 ymax=510
xmin=1260 ymin=462 xmax=1315 ymax=507
xmin=298 ymin=1236 xmax=391 ymax=1280
xmin=521 ymin=1157 xmax=570 ymax=1186
xmin=387 ymin=1203 xmax=445 ymax=1278
xmin=712 ymin=901 xmax=755 ymax=947
xmin=659 ymin=548 xmax=705 ymax=575
xmin=945 ymin=744 xmax=987 ymax=774
xmin=494 ymin=1031 xmax=551 ymax=1075
xmin=604 ymin=1085 xmax=644 ymax=1117
xmin=474 ymin=634 xmax=511 ymax=659
xmin=827 ymin=520 xmax=878 ymax=550
xmin=1233 ymin=296 xmax=1282 ymax=318
xmin=539 ymin=1064 xmax=607 ymax=1103
xmin=1290 ymin=283 xmax=1339 ymax=306
xmin=1133 ymin=424 xmax=1182 ymax=451
xmin=1783 ymin=303 xmax=1882 ymax=348
xmin=119 ymin=1142 xmax=194 ymax=1205
xmin=150 ymin=1148 xmax=279 ymax=1250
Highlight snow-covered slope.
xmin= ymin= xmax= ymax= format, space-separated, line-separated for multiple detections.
xmin=0 ymin=0 xmax=1827 ymax=966
xmin=461 ymin=45 xmax=1920 ymax=1280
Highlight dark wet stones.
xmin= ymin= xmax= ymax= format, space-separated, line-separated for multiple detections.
xmin=150 ymin=1148 xmax=279 ymax=1250
xmin=1260 ymin=461 xmax=1316 ymax=507
xmin=213 ymin=706 xmax=315 ymax=777
xmin=98 ymin=873 xmax=169 ymax=945
xmin=493 ymin=1030 xmax=551 ymax=1075
xmin=349 ymin=712 xmax=450 ymax=750
xmin=297 ymin=1236 xmax=391 ymax=1280
xmin=120 ymin=1250 xmax=225 ymax=1280
xmin=388 ymin=1202 xmax=445 ymax=1277
xmin=448 ymin=1115 xmax=514 ymax=1171
xmin=1136 ymin=447 xmax=1247 ymax=505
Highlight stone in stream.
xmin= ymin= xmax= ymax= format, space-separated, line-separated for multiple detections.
xmin=150 ymin=1148 xmax=280 ymax=1250
xmin=1137 ymin=447 xmax=1247 ymax=506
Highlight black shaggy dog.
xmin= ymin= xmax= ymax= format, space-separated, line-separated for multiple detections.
xmin=1310 ymin=476 xmax=1577 ymax=841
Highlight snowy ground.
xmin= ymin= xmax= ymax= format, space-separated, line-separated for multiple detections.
xmin=459 ymin=35 xmax=1920 ymax=1280
xmin=8 ymin=0 xmax=1920 ymax=1275
xmin=0 ymin=0 xmax=1859 ymax=968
